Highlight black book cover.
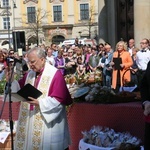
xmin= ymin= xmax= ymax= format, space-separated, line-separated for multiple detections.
xmin=12 ymin=83 xmax=42 ymax=101
xmin=113 ymin=58 xmax=122 ymax=70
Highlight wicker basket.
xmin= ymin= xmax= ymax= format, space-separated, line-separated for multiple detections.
xmin=0 ymin=133 xmax=15 ymax=150
xmin=87 ymin=77 xmax=95 ymax=83
xmin=121 ymin=68 xmax=138 ymax=92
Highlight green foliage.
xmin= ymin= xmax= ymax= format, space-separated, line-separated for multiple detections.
xmin=0 ymin=78 xmax=6 ymax=94
xmin=0 ymin=72 xmax=20 ymax=95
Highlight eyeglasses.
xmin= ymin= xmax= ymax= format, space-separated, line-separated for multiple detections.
xmin=140 ymin=42 xmax=147 ymax=44
xmin=27 ymin=59 xmax=39 ymax=65
xmin=9 ymin=53 xmax=14 ymax=55
xmin=63 ymin=55 xmax=68 ymax=57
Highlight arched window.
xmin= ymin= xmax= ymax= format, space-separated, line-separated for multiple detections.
xmin=52 ymin=35 xmax=65 ymax=44
xmin=28 ymin=36 xmax=37 ymax=45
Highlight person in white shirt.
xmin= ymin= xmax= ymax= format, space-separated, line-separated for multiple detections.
xmin=51 ymin=43 xmax=58 ymax=58
xmin=136 ymin=38 xmax=150 ymax=71
xmin=46 ymin=46 xmax=55 ymax=66
xmin=136 ymin=38 xmax=150 ymax=85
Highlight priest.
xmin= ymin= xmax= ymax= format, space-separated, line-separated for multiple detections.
xmin=5 ymin=47 xmax=72 ymax=150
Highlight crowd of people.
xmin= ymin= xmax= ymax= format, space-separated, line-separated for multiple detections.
xmin=0 ymin=37 xmax=150 ymax=92
xmin=0 ymin=37 xmax=150 ymax=149
xmin=37 ymin=38 xmax=150 ymax=93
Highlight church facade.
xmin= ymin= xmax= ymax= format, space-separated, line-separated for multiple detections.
xmin=0 ymin=0 xmax=149 ymax=49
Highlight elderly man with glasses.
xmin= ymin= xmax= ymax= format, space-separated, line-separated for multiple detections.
xmin=5 ymin=47 xmax=72 ymax=150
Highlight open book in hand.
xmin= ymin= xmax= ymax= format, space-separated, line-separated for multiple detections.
xmin=12 ymin=83 xmax=43 ymax=101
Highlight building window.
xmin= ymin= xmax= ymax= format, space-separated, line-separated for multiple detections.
xmin=3 ymin=17 xmax=10 ymax=29
xmin=27 ymin=7 xmax=36 ymax=23
xmin=53 ymin=5 xmax=62 ymax=22
xmin=2 ymin=0 xmax=9 ymax=7
xmin=80 ymin=3 xmax=89 ymax=20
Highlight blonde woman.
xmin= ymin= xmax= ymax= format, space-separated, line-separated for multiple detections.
xmin=110 ymin=41 xmax=133 ymax=92
xmin=75 ymin=47 xmax=85 ymax=63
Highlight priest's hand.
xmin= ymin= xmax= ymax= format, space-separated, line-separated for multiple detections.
xmin=27 ymin=97 xmax=39 ymax=106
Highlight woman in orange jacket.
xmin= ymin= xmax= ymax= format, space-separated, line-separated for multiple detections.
xmin=110 ymin=41 xmax=133 ymax=92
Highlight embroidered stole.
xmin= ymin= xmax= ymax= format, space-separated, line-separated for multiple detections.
xmin=15 ymin=63 xmax=56 ymax=150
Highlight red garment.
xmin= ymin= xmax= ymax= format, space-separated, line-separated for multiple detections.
xmin=49 ymin=70 xmax=72 ymax=105
xmin=19 ymin=70 xmax=72 ymax=106
xmin=145 ymin=115 xmax=150 ymax=123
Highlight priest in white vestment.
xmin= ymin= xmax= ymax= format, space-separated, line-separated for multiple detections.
xmin=6 ymin=47 xmax=73 ymax=150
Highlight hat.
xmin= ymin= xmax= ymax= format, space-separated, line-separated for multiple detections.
xmin=1 ymin=48 xmax=8 ymax=54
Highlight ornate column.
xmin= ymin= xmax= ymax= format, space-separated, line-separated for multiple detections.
xmin=106 ymin=0 xmax=117 ymax=49
xmin=98 ymin=0 xmax=117 ymax=49
xmin=134 ymin=0 xmax=150 ymax=48
xmin=98 ymin=0 xmax=107 ymax=43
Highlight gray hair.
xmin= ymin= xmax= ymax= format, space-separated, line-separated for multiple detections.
xmin=27 ymin=47 xmax=46 ymax=59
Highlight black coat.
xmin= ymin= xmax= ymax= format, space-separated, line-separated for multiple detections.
xmin=140 ymin=61 xmax=150 ymax=103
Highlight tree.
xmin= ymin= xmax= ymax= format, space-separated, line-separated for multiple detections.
xmin=88 ymin=5 xmax=96 ymax=38
xmin=22 ymin=8 xmax=50 ymax=46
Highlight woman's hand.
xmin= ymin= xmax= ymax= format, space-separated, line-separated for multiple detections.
xmin=93 ymin=67 xmax=97 ymax=71
xmin=120 ymin=64 xmax=125 ymax=68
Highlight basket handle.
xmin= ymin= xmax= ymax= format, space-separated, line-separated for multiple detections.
xmin=121 ymin=68 xmax=137 ymax=91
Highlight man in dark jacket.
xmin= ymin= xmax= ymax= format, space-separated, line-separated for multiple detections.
xmin=140 ymin=61 xmax=150 ymax=150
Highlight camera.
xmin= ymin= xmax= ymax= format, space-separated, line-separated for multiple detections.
xmin=6 ymin=57 xmax=22 ymax=66
xmin=6 ymin=57 xmax=14 ymax=65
